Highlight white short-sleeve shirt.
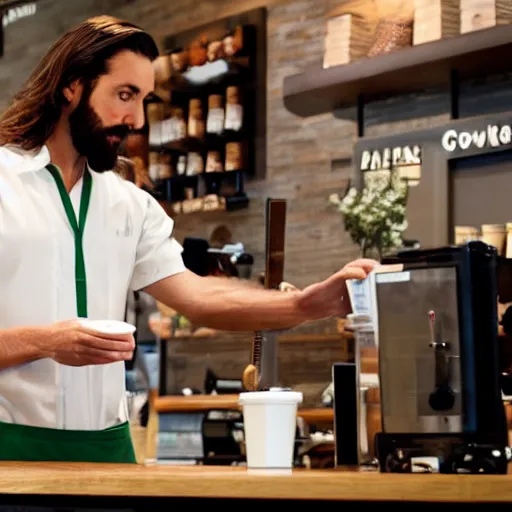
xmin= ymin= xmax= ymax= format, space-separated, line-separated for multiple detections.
xmin=0 ymin=144 xmax=185 ymax=430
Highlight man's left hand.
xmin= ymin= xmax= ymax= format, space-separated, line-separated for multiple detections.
xmin=297 ymin=258 xmax=379 ymax=320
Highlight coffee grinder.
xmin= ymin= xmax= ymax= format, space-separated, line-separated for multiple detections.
xmin=374 ymin=241 xmax=510 ymax=474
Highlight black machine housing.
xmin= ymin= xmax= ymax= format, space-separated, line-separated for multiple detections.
xmin=376 ymin=241 xmax=510 ymax=474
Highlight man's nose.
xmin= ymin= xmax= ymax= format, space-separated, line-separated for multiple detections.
xmin=125 ymin=103 xmax=146 ymax=130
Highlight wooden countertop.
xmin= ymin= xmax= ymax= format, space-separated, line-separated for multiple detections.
xmin=1 ymin=462 xmax=512 ymax=502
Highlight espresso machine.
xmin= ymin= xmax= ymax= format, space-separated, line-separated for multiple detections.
xmin=372 ymin=241 xmax=510 ymax=474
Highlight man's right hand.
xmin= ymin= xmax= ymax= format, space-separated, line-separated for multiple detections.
xmin=44 ymin=320 xmax=135 ymax=366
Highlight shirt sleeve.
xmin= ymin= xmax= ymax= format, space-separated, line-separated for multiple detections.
xmin=129 ymin=193 xmax=186 ymax=291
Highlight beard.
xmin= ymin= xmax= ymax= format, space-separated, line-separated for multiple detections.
xmin=68 ymin=93 xmax=129 ymax=172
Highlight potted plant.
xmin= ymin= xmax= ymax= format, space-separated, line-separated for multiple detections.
xmin=329 ymin=170 xmax=409 ymax=259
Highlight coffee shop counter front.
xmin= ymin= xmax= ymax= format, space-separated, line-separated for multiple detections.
xmin=1 ymin=461 xmax=512 ymax=509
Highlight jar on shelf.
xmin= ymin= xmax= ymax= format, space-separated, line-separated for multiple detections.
xmin=205 ymin=151 xmax=223 ymax=173
xmin=207 ymin=40 xmax=224 ymax=62
xmin=162 ymin=107 xmax=186 ymax=143
xmin=147 ymin=102 xmax=165 ymax=146
xmin=177 ymin=155 xmax=187 ymax=176
xmin=184 ymin=187 xmax=195 ymax=201
xmin=158 ymin=152 xmax=173 ymax=180
xmin=188 ymin=99 xmax=205 ymax=139
xmin=189 ymin=34 xmax=208 ymax=67
xmin=224 ymin=86 xmax=243 ymax=132
xmin=148 ymin=152 xmax=160 ymax=182
xmin=170 ymin=49 xmax=189 ymax=73
xmin=206 ymin=94 xmax=225 ymax=135
xmin=186 ymin=152 xmax=204 ymax=176
xmin=148 ymin=151 xmax=172 ymax=181
xmin=223 ymin=26 xmax=243 ymax=58
xmin=225 ymin=142 xmax=243 ymax=171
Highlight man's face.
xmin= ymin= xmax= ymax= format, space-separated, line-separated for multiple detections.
xmin=68 ymin=49 xmax=154 ymax=172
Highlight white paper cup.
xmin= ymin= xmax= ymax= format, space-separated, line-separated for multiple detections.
xmin=239 ymin=389 xmax=303 ymax=473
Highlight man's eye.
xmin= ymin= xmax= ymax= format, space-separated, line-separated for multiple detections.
xmin=119 ymin=91 xmax=132 ymax=101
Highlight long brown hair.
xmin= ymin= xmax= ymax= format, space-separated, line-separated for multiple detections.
xmin=0 ymin=15 xmax=159 ymax=150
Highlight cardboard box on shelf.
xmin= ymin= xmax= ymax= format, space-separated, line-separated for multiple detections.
xmin=460 ymin=0 xmax=512 ymax=33
xmin=413 ymin=0 xmax=460 ymax=44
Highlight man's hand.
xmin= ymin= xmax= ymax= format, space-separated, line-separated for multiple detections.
xmin=297 ymin=258 xmax=379 ymax=320
xmin=44 ymin=320 xmax=135 ymax=366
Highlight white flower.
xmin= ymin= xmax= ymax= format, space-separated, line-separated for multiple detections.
xmin=342 ymin=194 xmax=356 ymax=207
xmin=330 ymin=193 xmax=342 ymax=205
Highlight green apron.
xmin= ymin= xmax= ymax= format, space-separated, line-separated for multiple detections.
xmin=0 ymin=420 xmax=136 ymax=463
xmin=0 ymin=164 xmax=136 ymax=463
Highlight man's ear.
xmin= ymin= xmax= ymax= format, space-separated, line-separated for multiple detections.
xmin=62 ymin=80 xmax=83 ymax=107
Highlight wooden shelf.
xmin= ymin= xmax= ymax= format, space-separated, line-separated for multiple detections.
xmin=283 ymin=25 xmax=512 ymax=118
xmin=153 ymin=394 xmax=334 ymax=424
xmin=154 ymin=394 xmax=240 ymax=412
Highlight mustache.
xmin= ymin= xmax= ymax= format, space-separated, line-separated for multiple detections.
xmin=103 ymin=125 xmax=130 ymax=139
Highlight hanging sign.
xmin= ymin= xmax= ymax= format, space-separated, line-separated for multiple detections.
xmin=2 ymin=2 xmax=36 ymax=27
xmin=441 ymin=124 xmax=512 ymax=153
xmin=360 ymin=144 xmax=422 ymax=171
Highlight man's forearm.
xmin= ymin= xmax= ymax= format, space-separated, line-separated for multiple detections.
xmin=189 ymin=279 xmax=304 ymax=331
xmin=145 ymin=272 xmax=308 ymax=332
xmin=0 ymin=326 xmax=48 ymax=369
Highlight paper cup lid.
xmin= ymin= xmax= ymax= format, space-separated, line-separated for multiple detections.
xmin=78 ymin=319 xmax=136 ymax=335
xmin=239 ymin=390 xmax=303 ymax=405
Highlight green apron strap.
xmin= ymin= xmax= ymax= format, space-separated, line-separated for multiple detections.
xmin=46 ymin=164 xmax=92 ymax=318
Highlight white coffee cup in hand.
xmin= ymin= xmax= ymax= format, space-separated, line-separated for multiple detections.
xmin=44 ymin=319 xmax=136 ymax=367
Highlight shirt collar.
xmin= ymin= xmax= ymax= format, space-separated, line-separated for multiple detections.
xmin=2 ymin=145 xmax=102 ymax=175
xmin=0 ymin=144 xmax=51 ymax=174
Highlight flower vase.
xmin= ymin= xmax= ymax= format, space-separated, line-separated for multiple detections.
xmin=361 ymin=246 xmax=382 ymax=261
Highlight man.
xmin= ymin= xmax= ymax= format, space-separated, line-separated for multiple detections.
xmin=0 ymin=15 xmax=377 ymax=463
